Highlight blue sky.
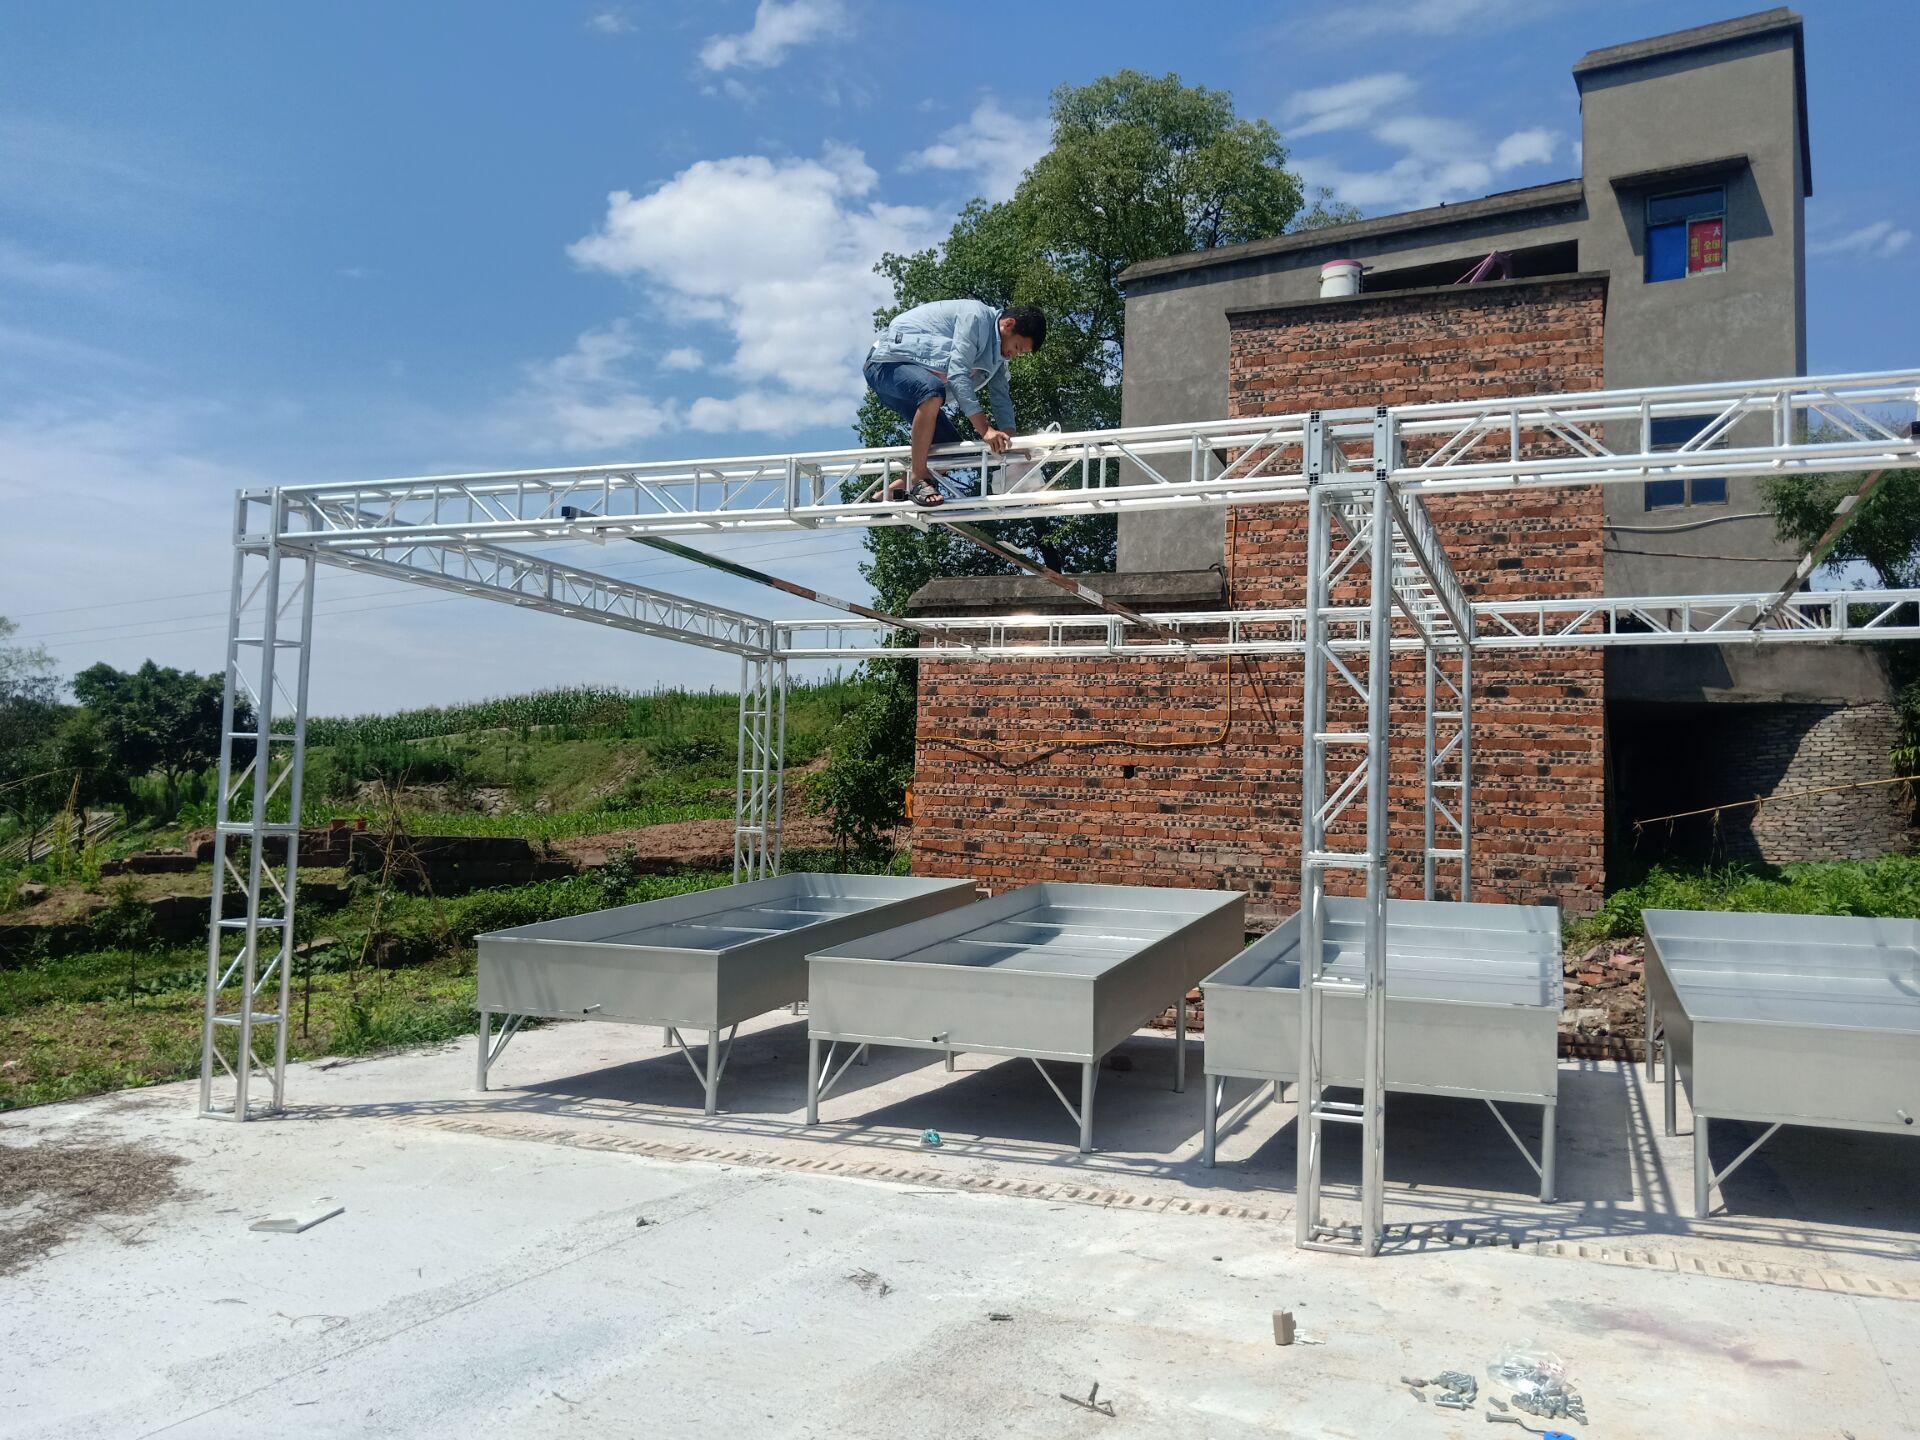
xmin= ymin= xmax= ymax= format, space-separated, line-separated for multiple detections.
xmin=2 ymin=0 xmax=1914 ymax=713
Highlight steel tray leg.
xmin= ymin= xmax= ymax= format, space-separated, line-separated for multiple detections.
xmin=1664 ymin=1045 xmax=1678 ymax=1137
xmin=1174 ymin=995 xmax=1187 ymax=1093
xmin=1540 ymin=1101 xmax=1557 ymax=1203
xmin=1694 ymin=1117 xmax=1711 ymax=1218
xmin=1202 ymin=1074 xmax=1217 ymax=1168
xmin=475 ymin=1007 xmax=490 ymax=1092
xmin=806 ymin=1036 xmax=821 ymax=1126
xmin=945 ymin=1049 xmax=955 ymax=1072
xmin=1079 ymin=1061 xmax=1095 ymax=1154
xmin=704 ymin=1026 xmax=721 ymax=1117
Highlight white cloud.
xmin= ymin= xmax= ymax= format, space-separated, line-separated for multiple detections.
xmin=699 ymin=0 xmax=845 ymax=72
xmin=1810 ymin=220 xmax=1914 ymax=261
xmin=904 ymin=98 xmax=1051 ymax=203
xmin=568 ymin=144 xmax=935 ymax=399
xmin=1492 ymin=126 xmax=1557 ymax=172
xmin=1283 ymin=73 xmax=1416 ymax=138
xmin=1306 ymin=0 xmax=1557 ymax=42
xmin=0 ymin=239 xmax=122 ymax=294
xmin=1290 ymin=70 xmax=1561 ymax=215
xmin=520 ymin=145 xmax=937 ymax=449
xmin=585 ymin=11 xmax=632 ymax=34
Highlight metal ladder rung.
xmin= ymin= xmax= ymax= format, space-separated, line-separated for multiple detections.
xmin=218 ymin=916 xmax=285 ymax=929
xmin=1310 ymin=977 xmax=1367 ymax=993
xmin=212 ymin=1012 xmax=282 ymax=1026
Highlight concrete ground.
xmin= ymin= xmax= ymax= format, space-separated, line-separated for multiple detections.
xmin=3 ymin=1013 xmax=1916 ymax=1439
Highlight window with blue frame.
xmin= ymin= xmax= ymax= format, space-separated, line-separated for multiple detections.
xmin=1644 ymin=414 xmax=1729 ymax=510
xmin=1646 ymin=187 xmax=1725 ymax=283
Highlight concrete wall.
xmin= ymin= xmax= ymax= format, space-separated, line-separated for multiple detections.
xmin=1118 ymin=187 xmax=1585 ymax=572
xmin=1580 ymin=25 xmax=1810 ymax=600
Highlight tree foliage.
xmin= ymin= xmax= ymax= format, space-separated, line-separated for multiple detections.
xmin=71 ymin=661 xmax=233 ymax=809
xmin=856 ymin=70 xmax=1317 ymax=608
xmin=1767 ymin=466 xmax=1920 ymax=588
xmin=821 ymin=71 xmax=1326 ymax=851
xmin=0 ymin=617 xmax=65 ymax=832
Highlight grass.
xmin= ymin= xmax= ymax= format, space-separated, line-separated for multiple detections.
xmin=1567 ymin=854 xmax=1920 ymax=946
xmin=299 ymin=678 xmax=867 ymax=751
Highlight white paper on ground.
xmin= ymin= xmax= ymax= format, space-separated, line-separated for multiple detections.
xmin=250 ymin=1204 xmax=345 ymax=1234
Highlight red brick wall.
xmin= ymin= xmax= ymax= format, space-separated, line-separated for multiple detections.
xmin=913 ymin=276 xmax=1609 ymax=922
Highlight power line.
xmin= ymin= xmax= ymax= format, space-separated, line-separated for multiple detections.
xmin=15 ymin=532 xmax=871 ymax=645
xmin=29 ymin=535 xmax=873 ymax=654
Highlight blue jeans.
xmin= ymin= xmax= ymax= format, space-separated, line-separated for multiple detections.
xmin=863 ymin=359 xmax=963 ymax=445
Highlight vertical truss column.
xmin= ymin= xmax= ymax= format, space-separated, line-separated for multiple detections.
xmin=1422 ymin=643 xmax=1472 ymax=901
xmin=1295 ymin=413 xmax=1394 ymax=1256
xmin=733 ymin=654 xmax=787 ymax=881
xmin=199 ymin=492 xmax=315 ymax=1120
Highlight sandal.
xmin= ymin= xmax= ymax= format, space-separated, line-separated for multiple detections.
xmin=908 ymin=478 xmax=945 ymax=507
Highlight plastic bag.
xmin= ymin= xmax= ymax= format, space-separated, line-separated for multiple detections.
xmin=1487 ymin=1344 xmax=1570 ymax=1394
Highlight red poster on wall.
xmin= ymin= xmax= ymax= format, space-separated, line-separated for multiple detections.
xmin=1688 ymin=217 xmax=1725 ymax=273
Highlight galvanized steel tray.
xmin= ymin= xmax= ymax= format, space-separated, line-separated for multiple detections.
xmin=473 ymin=873 xmax=978 ymax=1109
xmin=805 ymin=882 xmax=1246 ymax=1150
xmin=1643 ymin=907 xmax=1920 ymax=1216
xmin=1201 ymin=897 xmax=1561 ymax=1199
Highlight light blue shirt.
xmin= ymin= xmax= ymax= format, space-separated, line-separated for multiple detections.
xmin=867 ymin=299 xmax=1015 ymax=431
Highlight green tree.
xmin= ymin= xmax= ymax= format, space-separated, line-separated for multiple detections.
xmin=809 ymin=665 xmax=917 ymax=862
xmin=856 ymin=69 xmax=1318 ymax=607
xmin=0 ymin=617 xmax=65 ymax=838
xmin=1768 ymin=457 xmax=1920 ymax=777
xmin=1767 ymin=466 xmax=1920 ymax=588
xmin=820 ymin=71 xmax=1328 ymax=852
xmin=71 ymin=660 xmax=230 ymax=814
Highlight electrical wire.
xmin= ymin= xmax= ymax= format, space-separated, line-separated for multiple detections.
xmin=917 ymin=511 xmax=1241 ymax=768
xmin=18 ymin=532 xmax=870 ymax=650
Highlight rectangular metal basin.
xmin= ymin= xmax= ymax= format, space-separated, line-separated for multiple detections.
xmin=1643 ymin=908 xmax=1920 ymax=1215
xmin=1202 ymin=897 xmax=1561 ymax=1103
xmin=806 ymin=882 xmax=1245 ymax=1150
xmin=1200 ymin=897 xmax=1561 ymax=1199
xmin=472 ymin=873 xmax=980 ymax=1112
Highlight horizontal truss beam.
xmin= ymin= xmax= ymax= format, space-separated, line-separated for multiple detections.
xmin=270 ymin=370 xmax=1920 ymax=549
xmin=771 ymin=590 xmax=1920 ymax=659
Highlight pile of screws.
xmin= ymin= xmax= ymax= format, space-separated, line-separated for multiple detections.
xmin=1512 ymin=1384 xmax=1587 ymax=1426
xmin=1432 ymin=1371 xmax=1479 ymax=1410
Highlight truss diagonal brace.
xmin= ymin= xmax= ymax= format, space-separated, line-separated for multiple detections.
xmin=293 ymin=534 xmax=774 ymax=657
xmin=616 ymin=530 xmax=974 ymax=649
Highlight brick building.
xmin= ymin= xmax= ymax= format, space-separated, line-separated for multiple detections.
xmin=907 ymin=8 xmax=1911 ymax=919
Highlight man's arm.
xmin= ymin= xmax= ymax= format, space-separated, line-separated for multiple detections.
xmin=985 ymin=362 xmax=1015 ymax=435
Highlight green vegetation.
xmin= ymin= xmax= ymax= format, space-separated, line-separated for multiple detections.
xmin=1766 ymin=453 xmax=1920 ymax=780
xmin=1567 ymin=855 xmax=1920 ymax=946
xmin=1 ymin=846 xmax=901 ymax=1112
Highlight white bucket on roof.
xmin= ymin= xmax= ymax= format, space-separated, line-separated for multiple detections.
xmin=1319 ymin=259 xmax=1363 ymax=297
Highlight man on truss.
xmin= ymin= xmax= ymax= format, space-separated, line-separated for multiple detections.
xmin=863 ymin=299 xmax=1047 ymax=506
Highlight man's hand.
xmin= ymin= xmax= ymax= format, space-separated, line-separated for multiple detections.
xmin=978 ymin=426 xmax=1014 ymax=453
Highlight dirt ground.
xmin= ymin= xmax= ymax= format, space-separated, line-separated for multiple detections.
xmin=0 ymin=1126 xmax=188 ymax=1275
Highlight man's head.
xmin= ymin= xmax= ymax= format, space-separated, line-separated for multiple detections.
xmin=998 ymin=304 xmax=1047 ymax=358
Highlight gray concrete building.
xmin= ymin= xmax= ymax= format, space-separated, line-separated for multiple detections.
xmin=1108 ymin=7 xmax=1905 ymax=866
xmin=1119 ymin=7 xmax=1814 ymax=600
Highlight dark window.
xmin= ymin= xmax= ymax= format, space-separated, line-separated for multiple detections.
xmin=1646 ymin=186 xmax=1725 ymax=282
xmin=1643 ymin=414 xmax=1729 ymax=510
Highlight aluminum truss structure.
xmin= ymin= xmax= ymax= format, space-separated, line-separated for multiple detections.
xmin=199 ymin=369 xmax=1920 ymax=1255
